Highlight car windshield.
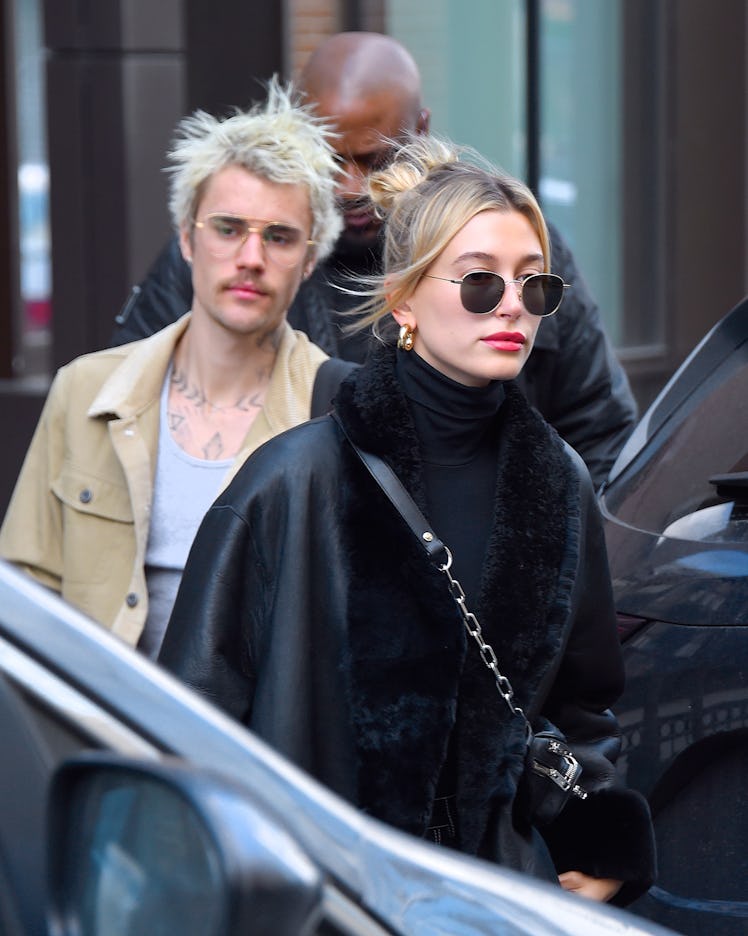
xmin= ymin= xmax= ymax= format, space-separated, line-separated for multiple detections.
xmin=603 ymin=350 xmax=748 ymax=543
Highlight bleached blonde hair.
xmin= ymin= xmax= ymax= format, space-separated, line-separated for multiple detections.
xmin=167 ymin=77 xmax=342 ymax=260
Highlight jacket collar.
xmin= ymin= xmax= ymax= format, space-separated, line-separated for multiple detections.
xmin=88 ymin=315 xmax=314 ymax=428
xmin=88 ymin=315 xmax=191 ymax=419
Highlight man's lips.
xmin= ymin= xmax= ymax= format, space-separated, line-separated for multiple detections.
xmin=225 ymin=280 xmax=266 ymax=299
xmin=481 ymin=331 xmax=526 ymax=352
xmin=340 ymin=197 xmax=379 ymax=232
xmin=343 ymin=208 xmax=378 ymax=231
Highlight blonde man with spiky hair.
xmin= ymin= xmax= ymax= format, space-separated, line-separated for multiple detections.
xmin=0 ymin=79 xmax=343 ymax=656
xmin=167 ymin=80 xmax=342 ymax=260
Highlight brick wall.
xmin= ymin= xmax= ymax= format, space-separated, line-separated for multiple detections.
xmin=286 ymin=0 xmax=342 ymax=79
xmin=285 ymin=0 xmax=386 ymax=78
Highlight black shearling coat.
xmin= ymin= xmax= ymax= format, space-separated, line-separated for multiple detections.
xmin=159 ymin=343 xmax=655 ymax=903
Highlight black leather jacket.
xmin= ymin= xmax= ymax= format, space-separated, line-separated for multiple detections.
xmin=160 ymin=343 xmax=655 ymax=903
xmin=113 ymin=224 xmax=637 ymax=488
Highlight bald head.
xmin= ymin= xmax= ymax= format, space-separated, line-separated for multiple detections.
xmin=301 ymin=32 xmax=423 ymax=124
xmin=300 ymin=33 xmax=430 ymax=255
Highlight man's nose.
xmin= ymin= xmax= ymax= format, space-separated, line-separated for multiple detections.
xmin=236 ymin=230 xmax=266 ymax=266
xmin=337 ymin=159 xmax=367 ymax=198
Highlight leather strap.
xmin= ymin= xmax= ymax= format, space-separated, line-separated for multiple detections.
xmin=332 ymin=412 xmax=448 ymax=565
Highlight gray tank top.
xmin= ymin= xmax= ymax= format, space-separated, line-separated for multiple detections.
xmin=138 ymin=367 xmax=232 ymax=658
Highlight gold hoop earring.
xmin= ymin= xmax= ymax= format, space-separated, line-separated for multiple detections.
xmin=397 ymin=324 xmax=415 ymax=351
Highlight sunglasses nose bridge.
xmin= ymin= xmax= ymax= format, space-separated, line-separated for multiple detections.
xmin=494 ymin=277 xmax=524 ymax=315
xmin=509 ymin=278 xmax=525 ymax=302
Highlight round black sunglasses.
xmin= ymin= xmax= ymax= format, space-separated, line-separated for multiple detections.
xmin=424 ymin=271 xmax=569 ymax=317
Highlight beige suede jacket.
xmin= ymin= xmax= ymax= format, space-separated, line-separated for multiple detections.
xmin=0 ymin=315 xmax=327 ymax=646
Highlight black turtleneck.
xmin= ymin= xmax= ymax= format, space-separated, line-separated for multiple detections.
xmin=396 ymin=350 xmax=506 ymax=606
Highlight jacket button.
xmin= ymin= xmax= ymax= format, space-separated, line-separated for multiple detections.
xmin=79 ymin=488 xmax=93 ymax=504
xmin=125 ymin=592 xmax=139 ymax=608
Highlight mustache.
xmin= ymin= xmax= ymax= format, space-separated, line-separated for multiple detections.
xmin=337 ymin=194 xmax=374 ymax=213
xmin=222 ymin=276 xmax=268 ymax=292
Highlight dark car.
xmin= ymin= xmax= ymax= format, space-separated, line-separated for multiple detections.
xmin=600 ymin=294 xmax=748 ymax=936
xmin=0 ymin=560 xmax=676 ymax=936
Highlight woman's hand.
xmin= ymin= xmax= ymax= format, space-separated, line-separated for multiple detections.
xmin=558 ymin=871 xmax=623 ymax=902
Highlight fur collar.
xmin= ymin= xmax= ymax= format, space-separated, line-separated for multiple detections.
xmin=335 ymin=344 xmax=581 ymax=852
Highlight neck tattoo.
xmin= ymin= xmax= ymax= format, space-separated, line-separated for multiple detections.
xmin=170 ymin=366 xmax=266 ymax=413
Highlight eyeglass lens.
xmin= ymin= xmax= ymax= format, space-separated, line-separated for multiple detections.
xmin=461 ymin=272 xmax=563 ymax=317
xmin=200 ymin=215 xmax=308 ymax=267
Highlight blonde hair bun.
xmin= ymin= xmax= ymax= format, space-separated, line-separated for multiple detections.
xmin=368 ymin=135 xmax=459 ymax=215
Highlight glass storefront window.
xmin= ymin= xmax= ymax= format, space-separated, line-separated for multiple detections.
xmin=14 ymin=0 xmax=51 ymax=379
xmin=539 ymin=0 xmax=622 ymax=342
xmin=387 ymin=0 xmax=527 ymax=179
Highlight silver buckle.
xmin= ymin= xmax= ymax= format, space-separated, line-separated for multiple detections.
xmin=531 ymin=749 xmax=588 ymax=800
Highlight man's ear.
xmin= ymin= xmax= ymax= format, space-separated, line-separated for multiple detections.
xmin=179 ymin=226 xmax=193 ymax=265
xmin=416 ymin=108 xmax=431 ymax=135
xmin=302 ymin=247 xmax=317 ymax=280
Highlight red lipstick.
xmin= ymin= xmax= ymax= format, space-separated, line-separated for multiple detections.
xmin=482 ymin=331 xmax=526 ymax=352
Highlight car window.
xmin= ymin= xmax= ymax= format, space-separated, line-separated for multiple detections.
xmin=13 ymin=683 xmax=103 ymax=761
xmin=0 ymin=650 xmax=159 ymax=936
xmin=0 ymin=671 xmax=77 ymax=936
xmin=604 ymin=353 xmax=748 ymax=541
xmin=0 ymin=635 xmax=160 ymax=761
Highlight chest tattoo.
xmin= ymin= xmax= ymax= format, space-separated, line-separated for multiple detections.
xmin=202 ymin=432 xmax=225 ymax=460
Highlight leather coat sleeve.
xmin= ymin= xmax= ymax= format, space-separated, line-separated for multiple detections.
xmin=538 ymin=455 xmax=656 ymax=903
xmin=518 ymin=224 xmax=638 ymax=489
xmin=158 ymin=503 xmax=260 ymax=723
xmin=111 ymin=235 xmax=192 ymax=346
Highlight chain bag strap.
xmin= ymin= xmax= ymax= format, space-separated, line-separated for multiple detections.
xmin=333 ymin=413 xmax=587 ymax=824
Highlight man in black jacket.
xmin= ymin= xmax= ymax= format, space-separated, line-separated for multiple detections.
xmin=112 ymin=32 xmax=637 ymax=489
